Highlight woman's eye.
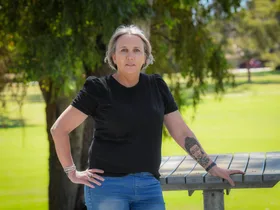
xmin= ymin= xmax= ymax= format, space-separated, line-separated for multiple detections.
xmin=120 ymin=48 xmax=141 ymax=52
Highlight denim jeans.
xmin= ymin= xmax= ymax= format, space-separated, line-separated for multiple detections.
xmin=84 ymin=172 xmax=165 ymax=210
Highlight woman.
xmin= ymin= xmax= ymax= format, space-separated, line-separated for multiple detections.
xmin=50 ymin=25 xmax=243 ymax=210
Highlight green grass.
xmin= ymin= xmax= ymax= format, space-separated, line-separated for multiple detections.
xmin=1 ymin=71 xmax=280 ymax=210
xmin=0 ymin=84 xmax=49 ymax=210
xmin=163 ymin=71 xmax=280 ymax=210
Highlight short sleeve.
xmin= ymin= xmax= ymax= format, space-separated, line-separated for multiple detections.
xmin=71 ymin=76 xmax=99 ymax=116
xmin=153 ymin=74 xmax=178 ymax=114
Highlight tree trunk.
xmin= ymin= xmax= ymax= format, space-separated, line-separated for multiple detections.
xmin=72 ymin=13 xmax=153 ymax=209
xmin=74 ymin=117 xmax=95 ymax=210
xmin=40 ymin=80 xmax=85 ymax=210
xmin=40 ymin=63 xmax=113 ymax=210
xmin=247 ymin=67 xmax=251 ymax=83
xmin=74 ymin=63 xmax=112 ymax=210
xmin=246 ymin=61 xmax=252 ymax=83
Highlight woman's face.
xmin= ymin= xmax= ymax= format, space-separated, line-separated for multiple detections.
xmin=190 ymin=144 xmax=203 ymax=158
xmin=112 ymin=34 xmax=146 ymax=75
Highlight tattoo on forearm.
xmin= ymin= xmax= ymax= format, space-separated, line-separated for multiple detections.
xmin=184 ymin=137 xmax=210 ymax=168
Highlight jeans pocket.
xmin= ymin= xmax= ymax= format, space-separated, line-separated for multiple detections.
xmin=144 ymin=172 xmax=160 ymax=183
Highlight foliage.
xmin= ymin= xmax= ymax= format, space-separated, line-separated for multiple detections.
xmin=149 ymin=0 xmax=240 ymax=107
xmin=0 ymin=0 xmax=242 ymax=106
xmin=211 ymin=0 xmax=280 ymax=68
xmin=0 ymin=0 xmax=152 ymax=99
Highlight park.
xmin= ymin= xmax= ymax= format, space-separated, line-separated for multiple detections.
xmin=0 ymin=0 xmax=280 ymax=210
xmin=1 ymin=71 xmax=280 ymax=209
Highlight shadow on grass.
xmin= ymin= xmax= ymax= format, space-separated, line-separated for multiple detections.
xmin=25 ymin=93 xmax=44 ymax=103
xmin=216 ymin=71 xmax=280 ymax=92
xmin=0 ymin=116 xmax=25 ymax=128
xmin=235 ymin=80 xmax=280 ymax=85
xmin=234 ymin=70 xmax=280 ymax=78
xmin=176 ymin=70 xmax=280 ymax=104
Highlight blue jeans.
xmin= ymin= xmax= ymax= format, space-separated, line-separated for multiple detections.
xmin=84 ymin=172 xmax=165 ymax=210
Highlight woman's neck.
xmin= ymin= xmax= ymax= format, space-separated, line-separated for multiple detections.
xmin=113 ymin=72 xmax=140 ymax=88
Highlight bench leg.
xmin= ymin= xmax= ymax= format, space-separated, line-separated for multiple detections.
xmin=203 ymin=190 xmax=224 ymax=210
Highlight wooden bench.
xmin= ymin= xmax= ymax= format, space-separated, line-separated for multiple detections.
xmin=160 ymin=152 xmax=280 ymax=210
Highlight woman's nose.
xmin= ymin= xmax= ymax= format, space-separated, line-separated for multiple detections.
xmin=126 ymin=51 xmax=134 ymax=60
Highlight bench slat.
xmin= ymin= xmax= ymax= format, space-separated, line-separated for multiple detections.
xmin=160 ymin=156 xmax=170 ymax=168
xmin=266 ymin=152 xmax=280 ymax=157
xmin=244 ymin=152 xmax=265 ymax=182
xmin=205 ymin=154 xmax=233 ymax=183
xmin=161 ymin=152 xmax=280 ymax=191
xmin=185 ymin=155 xmax=217 ymax=184
xmin=166 ymin=156 xmax=197 ymax=184
xmin=228 ymin=153 xmax=249 ymax=182
xmin=159 ymin=156 xmax=185 ymax=184
xmin=263 ymin=152 xmax=280 ymax=181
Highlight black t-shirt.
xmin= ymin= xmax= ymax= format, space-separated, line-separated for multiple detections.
xmin=71 ymin=73 xmax=178 ymax=178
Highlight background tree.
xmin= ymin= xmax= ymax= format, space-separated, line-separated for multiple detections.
xmin=150 ymin=0 xmax=240 ymax=106
xmin=0 ymin=0 xmax=241 ymax=209
xmin=1 ymin=1 xmax=152 ymax=209
xmin=210 ymin=0 xmax=280 ymax=82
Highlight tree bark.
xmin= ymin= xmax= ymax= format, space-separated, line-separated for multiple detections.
xmin=74 ymin=63 xmax=112 ymax=210
xmin=247 ymin=67 xmax=251 ymax=83
xmin=74 ymin=117 xmax=94 ymax=210
xmin=72 ymin=12 xmax=153 ymax=209
xmin=40 ymin=63 xmax=113 ymax=210
xmin=40 ymin=80 xmax=85 ymax=210
xmin=246 ymin=61 xmax=252 ymax=83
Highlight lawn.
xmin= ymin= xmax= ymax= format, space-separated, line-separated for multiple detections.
xmin=0 ymin=71 xmax=280 ymax=210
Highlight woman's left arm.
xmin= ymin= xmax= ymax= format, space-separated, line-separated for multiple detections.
xmin=164 ymin=110 xmax=244 ymax=187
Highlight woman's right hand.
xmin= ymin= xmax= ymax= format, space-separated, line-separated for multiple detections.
xmin=68 ymin=169 xmax=105 ymax=188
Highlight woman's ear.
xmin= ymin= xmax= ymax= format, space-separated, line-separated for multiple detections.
xmin=112 ymin=54 xmax=116 ymax=64
xmin=143 ymin=58 xmax=148 ymax=67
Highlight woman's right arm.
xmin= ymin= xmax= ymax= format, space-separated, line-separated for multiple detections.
xmin=50 ymin=105 xmax=88 ymax=168
xmin=50 ymin=105 xmax=104 ymax=188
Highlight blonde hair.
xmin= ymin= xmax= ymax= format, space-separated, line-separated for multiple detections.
xmin=104 ymin=25 xmax=154 ymax=71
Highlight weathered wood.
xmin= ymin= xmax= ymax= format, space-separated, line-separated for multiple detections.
xmin=160 ymin=156 xmax=170 ymax=168
xmin=244 ymin=153 xmax=265 ymax=182
xmin=159 ymin=156 xmax=185 ymax=184
xmin=203 ymin=190 xmax=224 ymax=210
xmin=160 ymin=152 xmax=280 ymax=190
xmin=263 ymin=152 xmax=280 ymax=181
xmin=166 ymin=155 xmax=197 ymax=184
xmin=185 ymin=155 xmax=218 ymax=184
xmin=205 ymin=154 xmax=233 ymax=183
xmin=227 ymin=153 xmax=249 ymax=182
xmin=161 ymin=181 xmax=278 ymax=191
xmin=160 ymin=152 xmax=280 ymax=210
xmin=188 ymin=190 xmax=195 ymax=196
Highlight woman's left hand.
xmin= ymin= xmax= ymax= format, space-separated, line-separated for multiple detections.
xmin=208 ymin=165 xmax=245 ymax=187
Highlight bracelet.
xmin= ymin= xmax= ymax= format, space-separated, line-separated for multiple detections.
xmin=63 ymin=164 xmax=76 ymax=175
xmin=205 ymin=162 xmax=216 ymax=172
